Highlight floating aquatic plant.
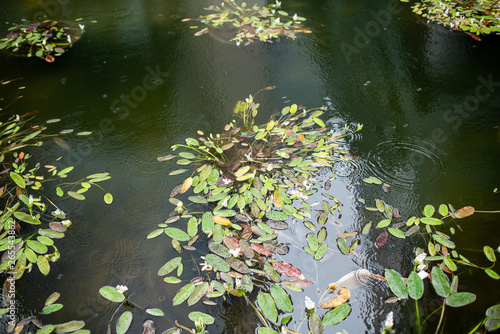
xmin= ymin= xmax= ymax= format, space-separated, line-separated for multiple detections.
xmin=401 ymin=0 xmax=500 ymax=40
xmin=182 ymin=0 xmax=311 ymax=45
xmin=151 ymin=88 xmax=362 ymax=333
xmin=0 ymin=19 xmax=84 ymax=61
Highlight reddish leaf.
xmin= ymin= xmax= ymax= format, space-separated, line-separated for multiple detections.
xmin=170 ymin=183 xmax=183 ymax=198
xmin=375 ymin=231 xmax=388 ymax=247
xmin=49 ymin=222 xmax=66 ymax=232
xmin=272 ymin=261 xmax=304 ymax=279
xmin=251 ymin=243 xmax=274 ymax=257
xmin=371 ymin=274 xmax=387 ymax=282
xmin=454 ymin=206 xmax=475 ymax=219
xmin=223 ymin=236 xmax=241 ymax=253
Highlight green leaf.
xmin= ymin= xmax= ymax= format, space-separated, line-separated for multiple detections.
xmin=55 ymin=321 xmax=85 ymax=333
xmin=99 ymin=286 xmax=125 ymax=303
xmin=68 ymin=191 xmax=85 ymax=200
xmin=173 ymin=283 xmax=195 ymax=306
xmin=438 ymin=204 xmax=448 ymax=216
xmin=104 ymin=193 xmax=113 ymax=204
xmin=188 ymin=311 xmax=215 ymax=325
xmin=377 ymin=219 xmax=391 ymax=228
xmin=314 ymin=243 xmax=328 ymax=260
xmin=322 ymin=304 xmax=351 ymax=326
xmin=432 ymin=234 xmax=455 ymax=249
xmin=164 ymin=227 xmax=190 ymax=242
xmin=45 ymin=292 xmax=60 ymax=306
xmin=485 ymin=268 xmax=499 ymax=280
xmin=306 ymin=233 xmax=319 ymax=252
xmin=37 ymin=255 xmax=50 ymax=275
xmin=145 ymin=308 xmax=165 ymax=316
xmin=27 ymin=240 xmax=48 ymax=254
xmin=317 ymin=227 xmax=327 ymax=243
xmin=423 ymin=204 xmax=435 ymax=217
xmin=42 ymin=303 xmax=63 ymax=314
xmin=116 ymin=311 xmax=133 ymax=334
xmin=431 ymin=266 xmax=450 ymax=298
xmin=164 ymin=277 xmax=182 ymax=284
xmin=37 ymin=236 xmax=55 ymax=246
xmin=257 ymin=329 xmax=280 ymax=334
xmin=147 ymin=229 xmax=164 ymax=239
xmin=35 ymin=325 xmax=57 ymax=334
xmin=484 ymin=245 xmax=496 ymax=262
xmin=258 ymin=292 xmax=278 ymax=323
xmin=308 ymin=311 xmax=323 ymax=334
xmin=445 ymin=292 xmax=476 ymax=307
xmin=420 ymin=217 xmax=443 ymax=225
xmin=375 ymin=199 xmax=385 ymax=212
xmin=38 ymin=229 xmax=64 ymax=238
xmin=188 ymin=282 xmax=209 ymax=306
xmin=158 ymin=257 xmax=182 ymax=276
xmin=14 ymin=211 xmax=41 ymax=225
xmin=361 ymin=222 xmax=372 ymax=234
xmin=10 ymin=172 xmax=25 ymax=188
xmin=58 ymin=166 xmax=74 ymax=176
xmin=384 ymin=269 xmax=408 ymax=299
xmin=265 ymin=211 xmax=289 ymax=221
xmin=337 ymin=238 xmax=349 ymax=255
xmin=407 ymin=271 xmax=424 ymax=300
xmin=388 ymin=228 xmax=405 ymax=239
xmin=202 ymin=212 xmax=215 ymax=234
xmin=270 ymin=285 xmax=293 ymax=313
xmin=56 ymin=187 xmax=64 ymax=197
xmin=206 ymin=254 xmax=230 ymax=272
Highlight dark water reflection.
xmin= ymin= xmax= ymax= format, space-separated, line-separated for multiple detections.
xmin=1 ymin=0 xmax=499 ymax=332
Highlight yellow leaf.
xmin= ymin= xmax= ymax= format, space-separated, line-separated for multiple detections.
xmin=214 ymin=216 xmax=231 ymax=226
xmin=179 ymin=177 xmax=193 ymax=194
xmin=319 ymin=288 xmax=350 ymax=309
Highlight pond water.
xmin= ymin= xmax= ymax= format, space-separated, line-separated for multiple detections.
xmin=1 ymin=0 xmax=499 ymax=333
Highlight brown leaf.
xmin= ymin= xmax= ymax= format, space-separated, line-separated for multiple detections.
xmin=223 ymin=236 xmax=241 ymax=253
xmin=49 ymin=222 xmax=66 ymax=232
xmin=272 ymin=261 xmax=304 ymax=279
xmin=251 ymin=243 xmax=274 ymax=257
xmin=375 ymin=231 xmax=388 ymax=247
xmin=280 ymin=279 xmax=312 ymax=288
xmin=319 ymin=288 xmax=350 ymax=308
xmin=170 ymin=183 xmax=182 ymax=198
xmin=454 ymin=206 xmax=475 ymax=218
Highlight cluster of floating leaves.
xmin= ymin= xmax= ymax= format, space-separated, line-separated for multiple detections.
xmin=0 ymin=291 xmax=88 ymax=333
xmin=0 ymin=19 xmax=84 ymax=62
xmin=152 ymin=89 xmax=363 ymax=333
xmin=182 ymin=0 xmax=311 ymax=45
xmin=351 ymin=175 xmax=500 ymax=332
xmin=402 ymin=0 xmax=500 ymax=40
xmin=0 ymin=113 xmax=113 ymax=280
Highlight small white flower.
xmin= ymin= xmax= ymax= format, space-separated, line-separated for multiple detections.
xmin=271 ymin=9 xmax=275 ymax=14
xmin=29 ymin=195 xmax=34 ymax=205
xmin=235 ymin=278 xmax=242 ymax=287
xmin=67 ymin=34 xmax=72 ymax=43
xmin=417 ymin=263 xmax=426 ymax=271
xmin=414 ymin=252 xmax=426 ymax=265
xmin=275 ymin=18 xmax=280 ymax=24
xmin=176 ymin=201 xmax=184 ymax=208
xmin=384 ymin=311 xmax=394 ymax=329
xmin=229 ymin=247 xmax=241 ymax=257
xmin=79 ymin=24 xmax=85 ymax=30
xmin=305 ymin=296 xmax=315 ymax=310
xmin=266 ymin=164 xmax=273 ymax=171
xmin=293 ymin=13 xmax=298 ymax=21
xmin=256 ymin=25 xmax=263 ymax=32
xmin=417 ymin=270 xmax=429 ymax=280
xmin=275 ymin=0 xmax=281 ymax=7
xmin=116 ymin=285 xmax=128 ymax=293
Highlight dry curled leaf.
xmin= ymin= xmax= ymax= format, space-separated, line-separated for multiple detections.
xmin=319 ymin=287 xmax=350 ymax=308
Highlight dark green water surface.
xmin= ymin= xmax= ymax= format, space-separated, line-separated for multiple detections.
xmin=1 ymin=0 xmax=499 ymax=333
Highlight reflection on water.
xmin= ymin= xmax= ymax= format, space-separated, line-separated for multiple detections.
xmin=0 ymin=0 xmax=499 ymax=332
